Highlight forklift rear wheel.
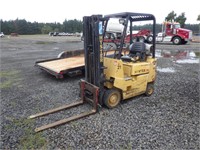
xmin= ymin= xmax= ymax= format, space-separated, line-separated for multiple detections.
xmin=145 ymin=83 xmax=154 ymax=96
xmin=103 ymin=89 xmax=121 ymax=108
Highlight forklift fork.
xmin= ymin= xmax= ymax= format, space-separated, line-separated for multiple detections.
xmin=30 ymin=15 xmax=103 ymax=132
xmin=29 ymin=80 xmax=99 ymax=132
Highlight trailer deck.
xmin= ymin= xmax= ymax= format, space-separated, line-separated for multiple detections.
xmin=37 ymin=56 xmax=84 ymax=73
xmin=35 ymin=49 xmax=129 ymax=78
xmin=36 ymin=55 xmax=85 ymax=78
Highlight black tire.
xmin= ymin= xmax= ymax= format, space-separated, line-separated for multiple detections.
xmin=147 ymin=35 xmax=153 ymax=43
xmin=181 ymin=40 xmax=188 ymax=44
xmin=173 ymin=36 xmax=181 ymax=45
xmin=103 ymin=89 xmax=121 ymax=109
xmin=139 ymin=36 xmax=145 ymax=42
xmin=145 ymin=83 xmax=154 ymax=96
xmin=132 ymin=37 xmax=137 ymax=43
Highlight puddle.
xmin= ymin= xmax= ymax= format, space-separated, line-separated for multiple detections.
xmin=156 ymin=49 xmax=200 ymax=64
xmin=176 ymin=59 xmax=199 ymax=64
xmin=53 ymin=47 xmax=60 ymax=50
xmin=157 ymin=67 xmax=175 ymax=73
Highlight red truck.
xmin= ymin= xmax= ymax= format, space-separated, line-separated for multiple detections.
xmin=103 ymin=29 xmax=151 ymax=49
xmin=125 ymin=29 xmax=151 ymax=43
xmin=135 ymin=21 xmax=192 ymax=45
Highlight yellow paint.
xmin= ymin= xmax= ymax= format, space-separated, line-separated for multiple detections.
xmin=103 ymin=56 xmax=156 ymax=100
xmin=99 ymin=35 xmax=103 ymax=62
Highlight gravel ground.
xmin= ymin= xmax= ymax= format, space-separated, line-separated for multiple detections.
xmin=0 ymin=35 xmax=199 ymax=149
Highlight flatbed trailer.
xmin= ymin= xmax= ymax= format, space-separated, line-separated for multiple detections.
xmin=36 ymin=56 xmax=85 ymax=78
xmin=35 ymin=49 xmax=85 ymax=78
xmin=35 ymin=48 xmax=130 ymax=78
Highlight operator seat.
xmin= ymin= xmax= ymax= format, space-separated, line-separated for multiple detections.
xmin=121 ymin=42 xmax=146 ymax=62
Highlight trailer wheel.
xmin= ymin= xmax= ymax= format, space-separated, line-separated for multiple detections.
xmin=103 ymin=89 xmax=121 ymax=108
xmin=147 ymin=35 xmax=153 ymax=43
xmin=145 ymin=83 xmax=154 ymax=96
xmin=173 ymin=36 xmax=181 ymax=45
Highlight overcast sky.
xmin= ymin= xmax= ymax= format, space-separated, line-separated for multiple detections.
xmin=0 ymin=0 xmax=199 ymax=24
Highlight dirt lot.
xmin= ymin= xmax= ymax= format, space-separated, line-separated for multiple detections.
xmin=0 ymin=35 xmax=199 ymax=149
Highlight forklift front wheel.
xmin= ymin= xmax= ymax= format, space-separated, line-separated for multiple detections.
xmin=145 ymin=83 xmax=154 ymax=96
xmin=103 ymin=89 xmax=121 ymax=109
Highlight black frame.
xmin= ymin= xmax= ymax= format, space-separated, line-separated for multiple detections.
xmin=104 ymin=12 xmax=156 ymax=58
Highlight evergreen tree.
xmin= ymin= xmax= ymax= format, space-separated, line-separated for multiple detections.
xmin=41 ymin=25 xmax=53 ymax=34
xmin=175 ymin=12 xmax=187 ymax=28
xmin=165 ymin=11 xmax=177 ymax=21
xmin=197 ymin=15 xmax=200 ymax=21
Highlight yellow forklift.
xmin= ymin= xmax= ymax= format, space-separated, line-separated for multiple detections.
xmin=29 ymin=12 xmax=157 ymax=132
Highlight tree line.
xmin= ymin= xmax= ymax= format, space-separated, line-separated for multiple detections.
xmin=0 ymin=19 xmax=83 ymax=35
xmin=1 ymin=11 xmax=199 ymax=35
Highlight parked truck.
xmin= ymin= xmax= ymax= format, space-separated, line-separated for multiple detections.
xmin=0 ymin=32 xmax=4 ymax=37
xmin=136 ymin=21 xmax=193 ymax=45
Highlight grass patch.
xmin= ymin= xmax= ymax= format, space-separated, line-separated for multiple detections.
xmin=3 ymin=117 xmax=47 ymax=149
xmin=0 ymin=70 xmax=21 ymax=89
xmin=19 ymin=130 xmax=47 ymax=150
xmin=195 ymin=51 xmax=200 ymax=57
xmin=35 ymin=41 xmax=57 ymax=44
xmin=8 ymin=118 xmax=47 ymax=149
xmin=120 ymin=142 xmax=132 ymax=150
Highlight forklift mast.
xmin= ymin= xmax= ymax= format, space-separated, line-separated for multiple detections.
xmin=83 ymin=15 xmax=104 ymax=87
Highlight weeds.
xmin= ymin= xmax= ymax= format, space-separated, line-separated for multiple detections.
xmin=7 ymin=118 xmax=47 ymax=149
xmin=194 ymin=51 xmax=200 ymax=57
xmin=120 ymin=142 xmax=132 ymax=150
xmin=0 ymin=70 xmax=21 ymax=89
